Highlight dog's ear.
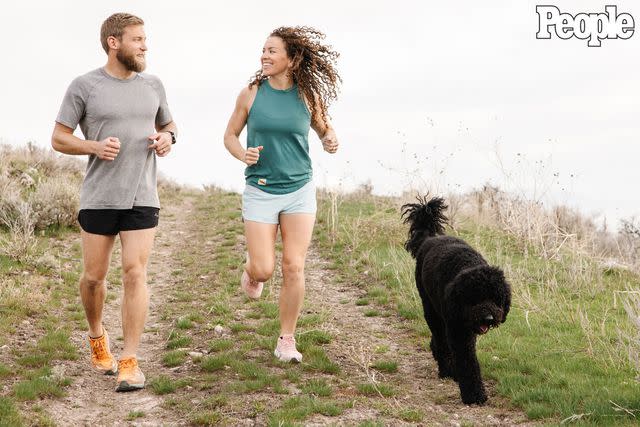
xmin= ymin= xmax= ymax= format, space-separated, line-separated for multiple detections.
xmin=485 ymin=266 xmax=511 ymax=323
xmin=486 ymin=266 xmax=505 ymax=283
xmin=443 ymin=272 xmax=470 ymax=323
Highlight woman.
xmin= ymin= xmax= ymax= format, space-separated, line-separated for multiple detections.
xmin=224 ymin=26 xmax=340 ymax=362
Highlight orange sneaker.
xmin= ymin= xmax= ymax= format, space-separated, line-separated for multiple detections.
xmin=88 ymin=330 xmax=117 ymax=375
xmin=115 ymin=357 xmax=146 ymax=392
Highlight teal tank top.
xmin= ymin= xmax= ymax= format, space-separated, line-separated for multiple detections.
xmin=245 ymin=80 xmax=312 ymax=194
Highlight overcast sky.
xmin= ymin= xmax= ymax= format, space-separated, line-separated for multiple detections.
xmin=1 ymin=0 xmax=638 ymax=228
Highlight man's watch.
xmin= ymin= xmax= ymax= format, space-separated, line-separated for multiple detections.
xmin=165 ymin=130 xmax=176 ymax=145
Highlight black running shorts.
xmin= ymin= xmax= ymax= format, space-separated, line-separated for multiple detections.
xmin=77 ymin=207 xmax=160 ymax=236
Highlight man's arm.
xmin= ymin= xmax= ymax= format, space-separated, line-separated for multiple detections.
xmin=51 ymin=122 xmax=120 ymax=161
xmin=148 ymin=121 xmax=178 ymax=157
xmin=156 ymin=121 xmax=177 ymax=137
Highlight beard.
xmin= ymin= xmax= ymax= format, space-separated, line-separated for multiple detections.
xmin=116 ymin=48 xmax=146 ymax=72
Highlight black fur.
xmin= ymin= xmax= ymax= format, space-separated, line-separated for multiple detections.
xmin=402 ymin=196 xmax=511 ymax=405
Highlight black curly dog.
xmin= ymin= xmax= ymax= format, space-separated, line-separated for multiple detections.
xmin=402 ymin=196 xmax=511 ymax=405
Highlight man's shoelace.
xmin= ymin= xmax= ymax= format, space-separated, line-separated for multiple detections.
xmin=90 ymin=337 xmax=109 ymax=359
xmin=119 ymin=358 xmax=137 ymax=371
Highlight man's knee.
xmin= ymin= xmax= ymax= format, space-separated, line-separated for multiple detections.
xmin=123 ymin=265 xmax=147 ymax=288
xmin=81 ymin=273 xmax=106 ymax=290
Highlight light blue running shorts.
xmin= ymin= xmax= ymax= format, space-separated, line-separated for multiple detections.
xmin=242 ymin=181 xmax=317 ymax=224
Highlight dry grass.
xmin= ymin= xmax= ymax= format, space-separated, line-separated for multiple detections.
xmin=397 ymin=184 xmax=639 ymax=275
xmin=620 ymin=290 xmax=640 ymax=376
xmin=30 ymin=176 xmax=80 ymax=229
xmin=0 ymin=199 xmax=37 ymax=261
xmin=0 ymin=143 xmax=84 ymax=261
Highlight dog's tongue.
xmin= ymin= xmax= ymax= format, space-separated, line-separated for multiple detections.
xmin=479 ymin=325 xmax=489 ymax=334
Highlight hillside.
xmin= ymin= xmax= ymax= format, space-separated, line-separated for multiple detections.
xmin=1 ymin=145 xmax=639 ymax=426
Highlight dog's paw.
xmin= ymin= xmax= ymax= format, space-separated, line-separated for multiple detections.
xmin=460 ymin=386 xmax=488 ymax=405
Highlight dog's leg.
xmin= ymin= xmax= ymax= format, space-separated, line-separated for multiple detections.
xmin=446 ymin=328 xmax=487 ymax=405
xmin=431 ymin=335 xmax=455 ymax=379
xmin=418 ymin=273 xmax=456 ymax=379
xmin=426 ymin=311 xmax=454 ymax=379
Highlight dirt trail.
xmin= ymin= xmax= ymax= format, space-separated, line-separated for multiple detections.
xmin=45 ymin=195 xmax=196 ymax=426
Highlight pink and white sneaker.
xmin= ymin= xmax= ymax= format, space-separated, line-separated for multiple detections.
xmin=241 ymin=270 xmax=263 ymax=299
xmin=274 ymin=334 xmax=302 ymax=363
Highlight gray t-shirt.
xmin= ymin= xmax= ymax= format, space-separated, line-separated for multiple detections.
xmin=56 ymin=67 xmax=173 ymax=209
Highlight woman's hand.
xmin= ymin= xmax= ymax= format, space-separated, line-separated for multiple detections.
xmin=321 ymin=130 xmax=339 ymax=154
xmin=244 ymin=145 xmax=263 ymax=165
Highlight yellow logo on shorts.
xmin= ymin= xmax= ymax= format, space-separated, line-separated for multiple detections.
xmin=258 ymin=178 xmax=267 ymax=186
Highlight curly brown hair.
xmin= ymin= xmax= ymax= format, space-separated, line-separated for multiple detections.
xmin=249 ymin=26 xmax=341 ymax=127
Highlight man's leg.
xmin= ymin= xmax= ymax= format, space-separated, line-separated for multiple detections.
xmin=81 ymin=230 xmax=118 ymax=375
xmin=80 ymin=230 xmax=116 ymax=338
xmin=119 ymin=228 xmax=156 ymax=359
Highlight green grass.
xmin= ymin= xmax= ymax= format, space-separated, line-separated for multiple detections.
xmin=229 ymin=323 xmax=251 ymax=333
xmin=256 ymin=319 xmax=280 ymax=337
xmin=200 ymin=354 xmax=234 ymax=372
xmin=126 ymin=411 xmax=145 ymax=420
xmin=13 ymin=368 xmax=71 ymax=400
xmin=315 ymin=192 xmax=640 ymax=424
xmin=0 ymin=363 xmax=11 ymax=378
xmin=176 ymin=317 xmax=194 ymax=329
xmin=208 ymin=338 xmax=234 ymax=353
xmin=166 ymin=331 xmax=192 ymax=350
xmin=148 ymin=375 xmax=191 ymax=395
xmin=0 ymin=397 xmax=22 ymax=426
xmin=371 ymin=360 xmax=398 ymax=373
xmin=357 ymin=382 xmax=395 ymax=397
xmin=162 ymin=350 xmax=187 ymax=367
xmin=374 ymin=345 xmax=390 ymax=354
xmin=398 ymin=409 xmax=423 ymax=422
xmin=303 ymin=347 xmax=340 ymax=374
xmin=297 ymin=314 xmax=324 ymax=327
xmin=267 ymin=396 xmax=344 ymax=426
xmin=190 ymin=411 xmax=223 ymax=426
xmin=17 ymin=329 xmax=77 ymax=368
xmin=200 ymin=395 xmax=228 ymax=410
xmin=297 ymin=329 xmax=332 ymax=350
xmin=301 ymin=378 xmax=333 ymax=397
xmin=0 ymin=215 xmax=83 ymax=423
xmin=256 ymin=301 xmax=279 ymax=318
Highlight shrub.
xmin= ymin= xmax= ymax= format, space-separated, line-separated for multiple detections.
xmin=30 ymin=176 xmax=79 ymax=229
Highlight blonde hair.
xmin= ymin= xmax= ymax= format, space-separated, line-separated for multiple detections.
xmin=100 ymin=13 xmax=144 ymax=54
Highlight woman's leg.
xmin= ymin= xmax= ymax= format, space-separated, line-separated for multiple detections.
xmin=278 ymin=213 xmax=316 ymax=335
xmin=244 ymin=220 xmax=278 ymax=282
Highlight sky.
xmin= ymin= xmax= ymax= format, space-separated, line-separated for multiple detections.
xmin=1 ymin=0 xmax=638 ymax=229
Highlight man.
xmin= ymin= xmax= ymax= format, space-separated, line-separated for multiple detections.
xmin=51 ymin=12 xmax=177 ymax=392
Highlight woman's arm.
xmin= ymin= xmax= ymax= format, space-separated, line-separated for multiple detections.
xmin=309 ymin=94 xmax=339 ymax=154
xmin=224 ymin=87 xmax=262 ymax=165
